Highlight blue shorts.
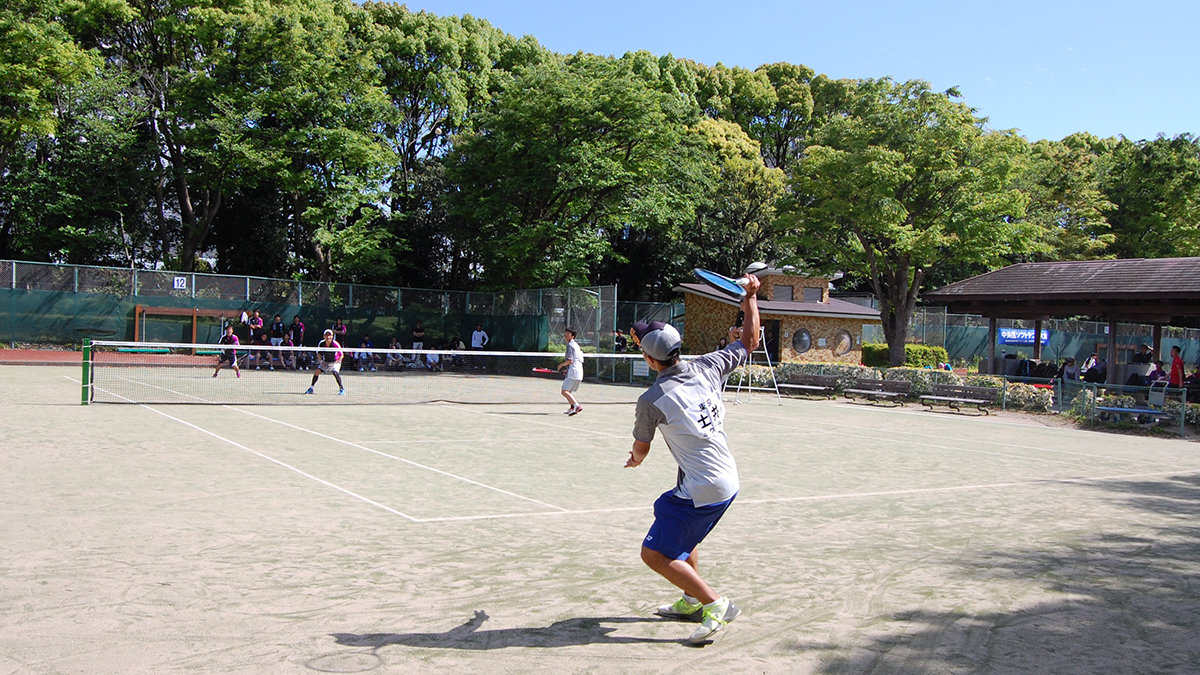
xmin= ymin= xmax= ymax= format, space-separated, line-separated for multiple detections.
xmin=643 ymin=490 xmax=735 ymax=560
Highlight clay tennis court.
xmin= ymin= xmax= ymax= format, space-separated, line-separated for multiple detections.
xmin=3 ymin=362 xmax=1200 ymax=674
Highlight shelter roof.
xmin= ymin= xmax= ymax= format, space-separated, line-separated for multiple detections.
xmin=676 ymin=283 xmax=881 ymax=321
xmin=923 ymin=258 xmax=1200 ymax=321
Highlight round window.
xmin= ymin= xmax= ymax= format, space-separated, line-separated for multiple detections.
xmin=833 ymin=329 xmax=853 ymax=357
xmin=791 ymin=328 xmax=812 ymax=354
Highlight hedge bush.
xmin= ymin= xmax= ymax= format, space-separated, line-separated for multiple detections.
xmin=1005 ymin=383 xmax=1053 ymax=412
xmin=861 ymin=343 xmax=950 ymax=368
xmin=881 ymin=367 xmax=962 ymax=396
xmin=962 ymin=374 xmax=1005 ymax=389
xmin=729 ymin=362 xmax=881 ymax=393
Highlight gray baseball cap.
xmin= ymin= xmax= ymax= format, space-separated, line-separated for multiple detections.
xmin=635 ymin=322 xmax=682 ymax=361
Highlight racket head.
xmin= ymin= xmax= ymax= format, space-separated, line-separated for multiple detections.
xmin=532 ymin=367 xmax=556 ymax=374
xmin=693 ymin=268 xmax=747 ymax=300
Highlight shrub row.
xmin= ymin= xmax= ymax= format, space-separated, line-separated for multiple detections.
xmin=861 ymin=343 xmax=949 ymax=368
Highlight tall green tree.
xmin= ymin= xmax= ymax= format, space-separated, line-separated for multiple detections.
xmin=781 ymin=79 xmax=1033 ymax=366
xmin=1100 ymin=134 xmax=1200 ymax=259
xmin=1015 ymin=133 xmax=1115 ymax=261
xmin=448 ymin=52 xmax=696 ymax=289
xmin=0 ymin=0 xmax=95 ymax=176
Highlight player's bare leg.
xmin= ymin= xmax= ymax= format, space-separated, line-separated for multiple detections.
xmin=640 ymin=546 xmax=718 ymax=604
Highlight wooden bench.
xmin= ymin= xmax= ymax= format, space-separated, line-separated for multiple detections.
xmin=844 ymin=378 xmax=911 ymax=406
xmin=921 ymin=384 xmax=1000 ymax=415
xmin=778 ymin=373 xmax=839 ymax=399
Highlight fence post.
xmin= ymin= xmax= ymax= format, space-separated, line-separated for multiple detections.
xmin=298 ymin=281 xmax=303 ymax=307
xmin=132 ymin=269 xmax=138 ymax=296
xmin=191 ymin=273 xmax=196 ymax=299
xmin=74 ymin=267 xmax=78 ymax=293
xmin=245 ymin=277 xmax=250 ymax=301
xmin=80 ymin=339 xmax=91 ymax=405
xmin=348 ymin=284 xmax=353 ymax=308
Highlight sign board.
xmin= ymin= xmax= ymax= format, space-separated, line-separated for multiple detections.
xmin=633 ymin=360 xmax=650 ymax=377
xmin=173 ymin=276 xmax=187 ymax=290
xmin=998 ymin=328 xmax=1049 ymax=345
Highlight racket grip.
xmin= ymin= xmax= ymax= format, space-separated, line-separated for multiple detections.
xmin=735 ymin=278 xmax=750 ymax=286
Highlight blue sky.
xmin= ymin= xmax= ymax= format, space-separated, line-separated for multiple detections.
xmin=408 ymin=0 xmax=1197 ymax=142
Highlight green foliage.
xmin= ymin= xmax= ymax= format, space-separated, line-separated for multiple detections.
xmin=861 ymin=343 xmax=948 ymax=368
xmin=1014 ymin=134 xmax=1115 ymax=261
xmin=961 ymin=374 xmax=1004 ymax=389
xmin=1004 ymin=383 xmax=1053 ymax=412
xmin=881 ymin=367 xmax=960 ymax=397
xmin=772 ymin=361 xmax=881 ymax=393
xmin=782 ymin=79 xmax=1034 ymax=367
xmin=1065 ymin=387 xmax=1096 ymax=420
xmin=1100 ymin=134 xmax=1200 ymax=259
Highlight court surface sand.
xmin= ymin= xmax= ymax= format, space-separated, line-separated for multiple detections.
xmin=3 ymin=365 xmax=1200 ymax=674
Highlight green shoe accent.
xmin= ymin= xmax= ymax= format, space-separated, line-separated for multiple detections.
xmin=656 ymin=597 xmax=703 ymax=622
xmin=687 ymin=598 xmax=740 ymax=645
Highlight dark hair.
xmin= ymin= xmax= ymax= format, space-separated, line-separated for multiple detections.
xmin=652 ymin=354 xmax=680 ymax=368
xmin=565 ymin=327 xmax=577 ymax=338
xmin=1171 ymin=345 xmax=1181 ymax=354
xmin=1155 ymin=360 xmax=1164 ymax=368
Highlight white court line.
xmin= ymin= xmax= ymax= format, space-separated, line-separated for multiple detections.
xmin=67 ymin=377 xmax=419 ymax=521
xmin=90 ymin=374 xmax=568 ymax=512
xmin=414 ymin=467 xmax=1200 ymax=522
xmin=733 ymin=409 xmax=1195 ymax=471
xmin=225 ymin=407 xmax=568 ymax=512
xmin=77 ymin=377 xmax=1199 ymax=524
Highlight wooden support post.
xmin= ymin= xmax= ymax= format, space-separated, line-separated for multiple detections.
xmin=134 ymin=304 xmax=143 ymax=342
xmin=1153 ymin=323 xmax=1163 ymax=359
xmin=1107 ymin=318 xmax=1118 ymax=384
xmin=1033 ymin=319 xmax=1043 ymax=361
xmin=987 ymin=317 xmax=997 ymax=374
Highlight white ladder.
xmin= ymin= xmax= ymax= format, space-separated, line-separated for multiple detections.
xmin=725 ymin=326 xmax=783 ymax=406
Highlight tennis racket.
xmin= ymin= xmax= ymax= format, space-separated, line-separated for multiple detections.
xmin=532 ymin=367 xmax=558 ymax=375
xmin=693 ymin=268 xmax=750 ymax=300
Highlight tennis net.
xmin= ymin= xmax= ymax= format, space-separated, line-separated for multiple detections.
xmin=83 ymin=340 xmax=659 ymax=405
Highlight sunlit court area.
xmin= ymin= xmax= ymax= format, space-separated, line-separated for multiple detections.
xmin=4 ymin=362 xmax=1200 ymax=674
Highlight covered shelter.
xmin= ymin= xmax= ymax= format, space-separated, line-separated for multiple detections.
xmin=676 ymin=268 xmax=880 ymax=364
xmin=923 ymin=258 xmax=1200 ymax=382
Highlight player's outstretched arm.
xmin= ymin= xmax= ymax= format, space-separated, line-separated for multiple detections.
xmin=738 ymin=275 xmax=762 ymax=353
xmin=626 ymin=440 xmax=651 ymax=468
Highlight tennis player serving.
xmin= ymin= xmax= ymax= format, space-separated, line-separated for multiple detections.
xmin=626 ymin=272 xmax=761 ymax=645
xmin=305 ymin=329 xmax=345 ymax=395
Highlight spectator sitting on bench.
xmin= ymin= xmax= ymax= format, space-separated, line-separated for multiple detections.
xmin=1187 ymin=365 xmax=1200 ymax=385
xmin=1082 ymin=356 xmax=1107 ymax=383
xmin=1131 ymin=343 xmax=1154 ymax=364
xmin=252 ymin=333 xmax=275 ymax=370
xmin=280 ymin=333 xmax=296 ymax=369
xmin=355 ymin=334 xmax=376 ymax=372
xmin=1057 ymin=357 xmax=1079 ymax=380
xmin=385 ymin=336 xmax=402 ymax=369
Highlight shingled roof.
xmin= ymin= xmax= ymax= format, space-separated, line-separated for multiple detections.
xmin=675 ymin=282 xmax=881 ymax=320
xmin=923 ymin=257 xmax=1200 ymax=320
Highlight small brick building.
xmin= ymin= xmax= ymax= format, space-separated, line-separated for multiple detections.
xmin=676 ymin=269 xmax=881 ymax=364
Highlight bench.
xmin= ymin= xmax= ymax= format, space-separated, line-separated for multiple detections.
xmin=778 ymin=373 xmax=839 ymax=399
xmin=1094 ymin=382 xmax=1172 ymax=425
xmin=844 ymin=378 xmax=911 ymax=406
xmin=921 ymin=384 xmax=1000 ymax=415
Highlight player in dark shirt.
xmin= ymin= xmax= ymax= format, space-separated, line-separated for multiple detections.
xmin=213 ymin=324 xmax=241 ymax=378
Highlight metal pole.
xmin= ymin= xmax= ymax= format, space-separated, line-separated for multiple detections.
xmin=246 ymin=277 xmax=250 ymax=302
xmin=81 ymin=339 xmax=91 ymax=405
xmin=74 ymin=266 xmax=78 ymax=293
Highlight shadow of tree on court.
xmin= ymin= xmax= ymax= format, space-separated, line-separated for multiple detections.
xmin=816 ymin=474 xmax=1200 ymax=675
xmin=329 ymin=610 xmax=684 ymax=651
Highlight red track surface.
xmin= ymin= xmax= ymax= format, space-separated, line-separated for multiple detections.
xmin=0 ymin=350 xmax=80 ymax=365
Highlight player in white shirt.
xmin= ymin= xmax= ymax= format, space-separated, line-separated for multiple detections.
xmin=557 ymin=328 xmax=585 ymax=415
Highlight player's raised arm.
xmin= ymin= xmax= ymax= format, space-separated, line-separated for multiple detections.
xmin=737 ymin=274 xmax=761 ymax=353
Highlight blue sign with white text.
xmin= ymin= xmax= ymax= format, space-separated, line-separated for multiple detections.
xmin=998 ymin=328 xmax=1049 ymax=345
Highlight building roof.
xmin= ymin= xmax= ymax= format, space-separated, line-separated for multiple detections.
xmin=923 ymin=258 xmax=1200 ymax=321
xmin=676 ymin=283 xmax=881 ymax=321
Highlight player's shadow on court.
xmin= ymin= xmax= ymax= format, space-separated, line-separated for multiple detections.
xmin=330 ymin=610 xmax=686 ymax=650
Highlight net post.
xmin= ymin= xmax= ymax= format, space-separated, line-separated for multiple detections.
xmin=81 ymin=339 xmax=91 ymax=405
